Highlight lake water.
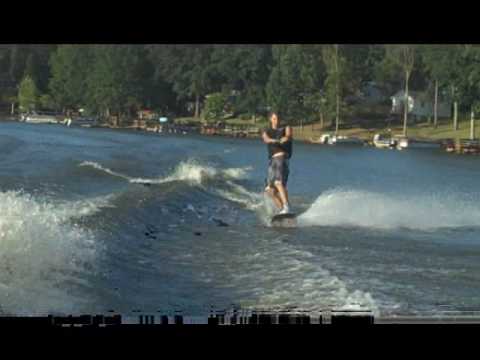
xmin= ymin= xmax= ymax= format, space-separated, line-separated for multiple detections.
xmin=1 ymin=122 xmax=480 ymax=317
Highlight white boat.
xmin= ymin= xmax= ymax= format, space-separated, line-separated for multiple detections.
xmin=393 ymin=135 xmax=409 ymax=150
xmin=321 ymin=133 xmax=333 ymax=144
xmin=67 ymin=117 xmax=98 ymax=127
xmin=330 ymin=135 xmax=365 ymax=146
xmin=393 ymin=135 xmax=440 ymax=150
xmin=25 ymin=114 xmax=60 ymax=124
xmin=373 ymin=134 xmax=396 ymax=149
xmin=310 ymin=133 xmax=334 ymax=144
xmin=311 ymin=133 xmax=364 ymax=146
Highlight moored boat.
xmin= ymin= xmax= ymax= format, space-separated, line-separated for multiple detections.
xmin=373 ymin=133 xmax=396 ymax=149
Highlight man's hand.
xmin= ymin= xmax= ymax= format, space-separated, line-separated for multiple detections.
xmin=265 ymin=135 xmax=280 ymax=144
xmin=276 ymin=127 xmax=292 ymax=144
xmin=263 ymin=131 xmax=276 ymax=144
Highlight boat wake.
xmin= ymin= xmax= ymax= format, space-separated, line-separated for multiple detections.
xmin=0 ymin=190 xmax=107 ymax=315
xmin=298 ymin=188 xmax=480 ymax=230
xmin=79 ymin=159 xmax=263 ymax=212
xmin=79 ymin=159 xmax=252 ymax=185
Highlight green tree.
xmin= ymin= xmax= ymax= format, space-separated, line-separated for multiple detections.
xmin=363 ymin=45 xmax=386 ymax=84
xmin=427 ymin=45 xmax=469 ymax=131
xmin=342 ymin=45 xmax=373 ymax=95
xmin=384 ymin=45 xmax=416 ymax=136
xmin=211 ymin=45 xmax=272 ymax=121
xmin=49 ymin=45 xmax=93 ymax=113
xmin=202 ymin=92 xmax=228 ymax=121
xmin=455 ymin=45 xmax=480 ymax=120
xmin=300 ymin=45 xmax=327 ymax=128
xmin=267 ymin=45 xmax=302 ymax=119
xmin=303 ymin=91 xmax=327 ymax=129
xmin=322 ymin=44 xmax=350 ymax=135
xmin=23 ymin=46 xmax=56 ymax=93
xmin=18 ymin=75 xmax=38 ymax=112
xmin=267 ymin=45 xmax=324 ymax=128
xmin=5 ymin=45 xmax=54 ymax=90
xmin=38 ymin=93 xmax=55 ymax=110
xmin=152 ymin=45 xmax=217 ymax=118
xmin=31 ymin=45 xmax=56 ymax=93
xmin=142 ymin=49 xmax=176 ymax=113
xmin=85 ymin=45 xmax=152 ymax=122
xmin=420 ymin=45 xmax=443 ymax=128
xmin=8 ymin=45 xmax=29 ymax=83
xmin=420 ymin=45 xmax=468 ymax=129
xmin=86 ymin=45 xmax=125 ymax=118
xmin=24 ymin=53 xmax=40 ymax=86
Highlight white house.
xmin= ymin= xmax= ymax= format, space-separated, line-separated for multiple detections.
xmin=390 ymin=90 xmax=451 ymax=119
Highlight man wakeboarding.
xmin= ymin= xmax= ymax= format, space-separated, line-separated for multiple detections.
xmin=262 ymin=111 xmax=293 ymax=215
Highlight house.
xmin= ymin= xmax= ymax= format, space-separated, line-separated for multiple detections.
xmin=390 ymin=90 xmax=451 ymax=120
xmin=137 ymin=109 xmax=159 ymax=120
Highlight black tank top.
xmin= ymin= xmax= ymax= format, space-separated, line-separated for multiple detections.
xmin=265 ymin=127 xmax=292 ymax=159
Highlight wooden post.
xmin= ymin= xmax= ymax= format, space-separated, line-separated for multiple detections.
xmin=336 ymin=92 xmax=340 ymax=136
xmin=11 ymin=102 xmax=14 ymax=115
xmin=335 ymin=44 xmax=340 ymax=136
xmin=433 ymin=79 xmax=438 ymax=128
xmin=453 ymin=101 xmax=458 ymax=131
xmin=471 ymin=110 xmax=475 ymax=140
xmin=403 ymin=70 xmax=409 ymax=137
xmin=194 ymin=94 xmax=200 ymax=118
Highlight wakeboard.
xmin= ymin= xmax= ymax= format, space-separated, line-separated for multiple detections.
xmin=270 ymin=213 xmax=297 ymax=228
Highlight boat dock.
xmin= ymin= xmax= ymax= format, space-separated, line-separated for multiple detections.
xmin=440 ymin=138 xmax=480 ymax=154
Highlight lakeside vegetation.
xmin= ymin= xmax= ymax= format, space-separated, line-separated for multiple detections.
xmin=2 ymin=44 xmax=480 ymax=141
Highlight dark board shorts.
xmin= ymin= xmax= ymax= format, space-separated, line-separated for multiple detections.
xmin=265 ymin=155 xmax=289 ymax=188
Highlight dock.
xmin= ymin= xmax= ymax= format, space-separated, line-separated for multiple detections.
xmin=440 ymin=138 xmax=480 ymax=154
xmin=457 ymin=139 xmax=480 ymax=154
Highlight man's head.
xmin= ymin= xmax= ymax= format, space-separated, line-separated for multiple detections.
xmin=269 ymin=112 xmax=280 ymax=129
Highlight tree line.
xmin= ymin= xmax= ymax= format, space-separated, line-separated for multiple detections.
xmin=2 ymin=44 xmax=480 ymax=134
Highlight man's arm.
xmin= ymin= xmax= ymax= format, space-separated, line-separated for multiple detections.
xmin=262 ymin=130 xmax=280 ymax=144
xmin=280 ymin=126 xmax=293 ymax=143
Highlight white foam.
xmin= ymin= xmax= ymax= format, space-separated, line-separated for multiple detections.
xmin=298 ymin=188 xmax=480 ymax=230
xmin=53 ymin=194 xmax=116 ymax=220
xmin=222 ymin=166 xmax=253 ymax=180
xmin=0 ymin=191 xmax=102 ymax=315
xmin=81 ymin=159 xmax=251 ymax=186
xmin=156 ymin=160 xmax=251 ymax=185
xmin=155 ymin=160 xmax=219 ymax=185
xmin=79 ymin=161 xmax=130 ymax=180
xmin=79 ymin=159 xmax=267 ymax=220
xmin=230 ymin=242 xmax=379 ymax=313
xmin=214 ymin=180 xmax=263 ymax=211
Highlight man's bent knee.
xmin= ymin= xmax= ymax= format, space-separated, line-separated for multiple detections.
xmin=265 ymin=186 xmax=276 ymax=195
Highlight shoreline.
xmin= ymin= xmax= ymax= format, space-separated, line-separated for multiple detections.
xmin=0 ymin=117 xmax=452 ymax=145
xmin=3 ymin=117 xmax=478 ymax=153
xmin=0 ymin=114 xmax=466 ymax=143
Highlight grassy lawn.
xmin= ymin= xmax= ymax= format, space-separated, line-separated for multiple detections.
xmin=293 ymin=118 xmax=478 ymax=142
xmin=173 ymin=117 xmax=202 ymax=124
xmin=174 ymin=113 xmax=479 ymax=142
xmin=404 ymin=121 xmax=476 ymax=140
